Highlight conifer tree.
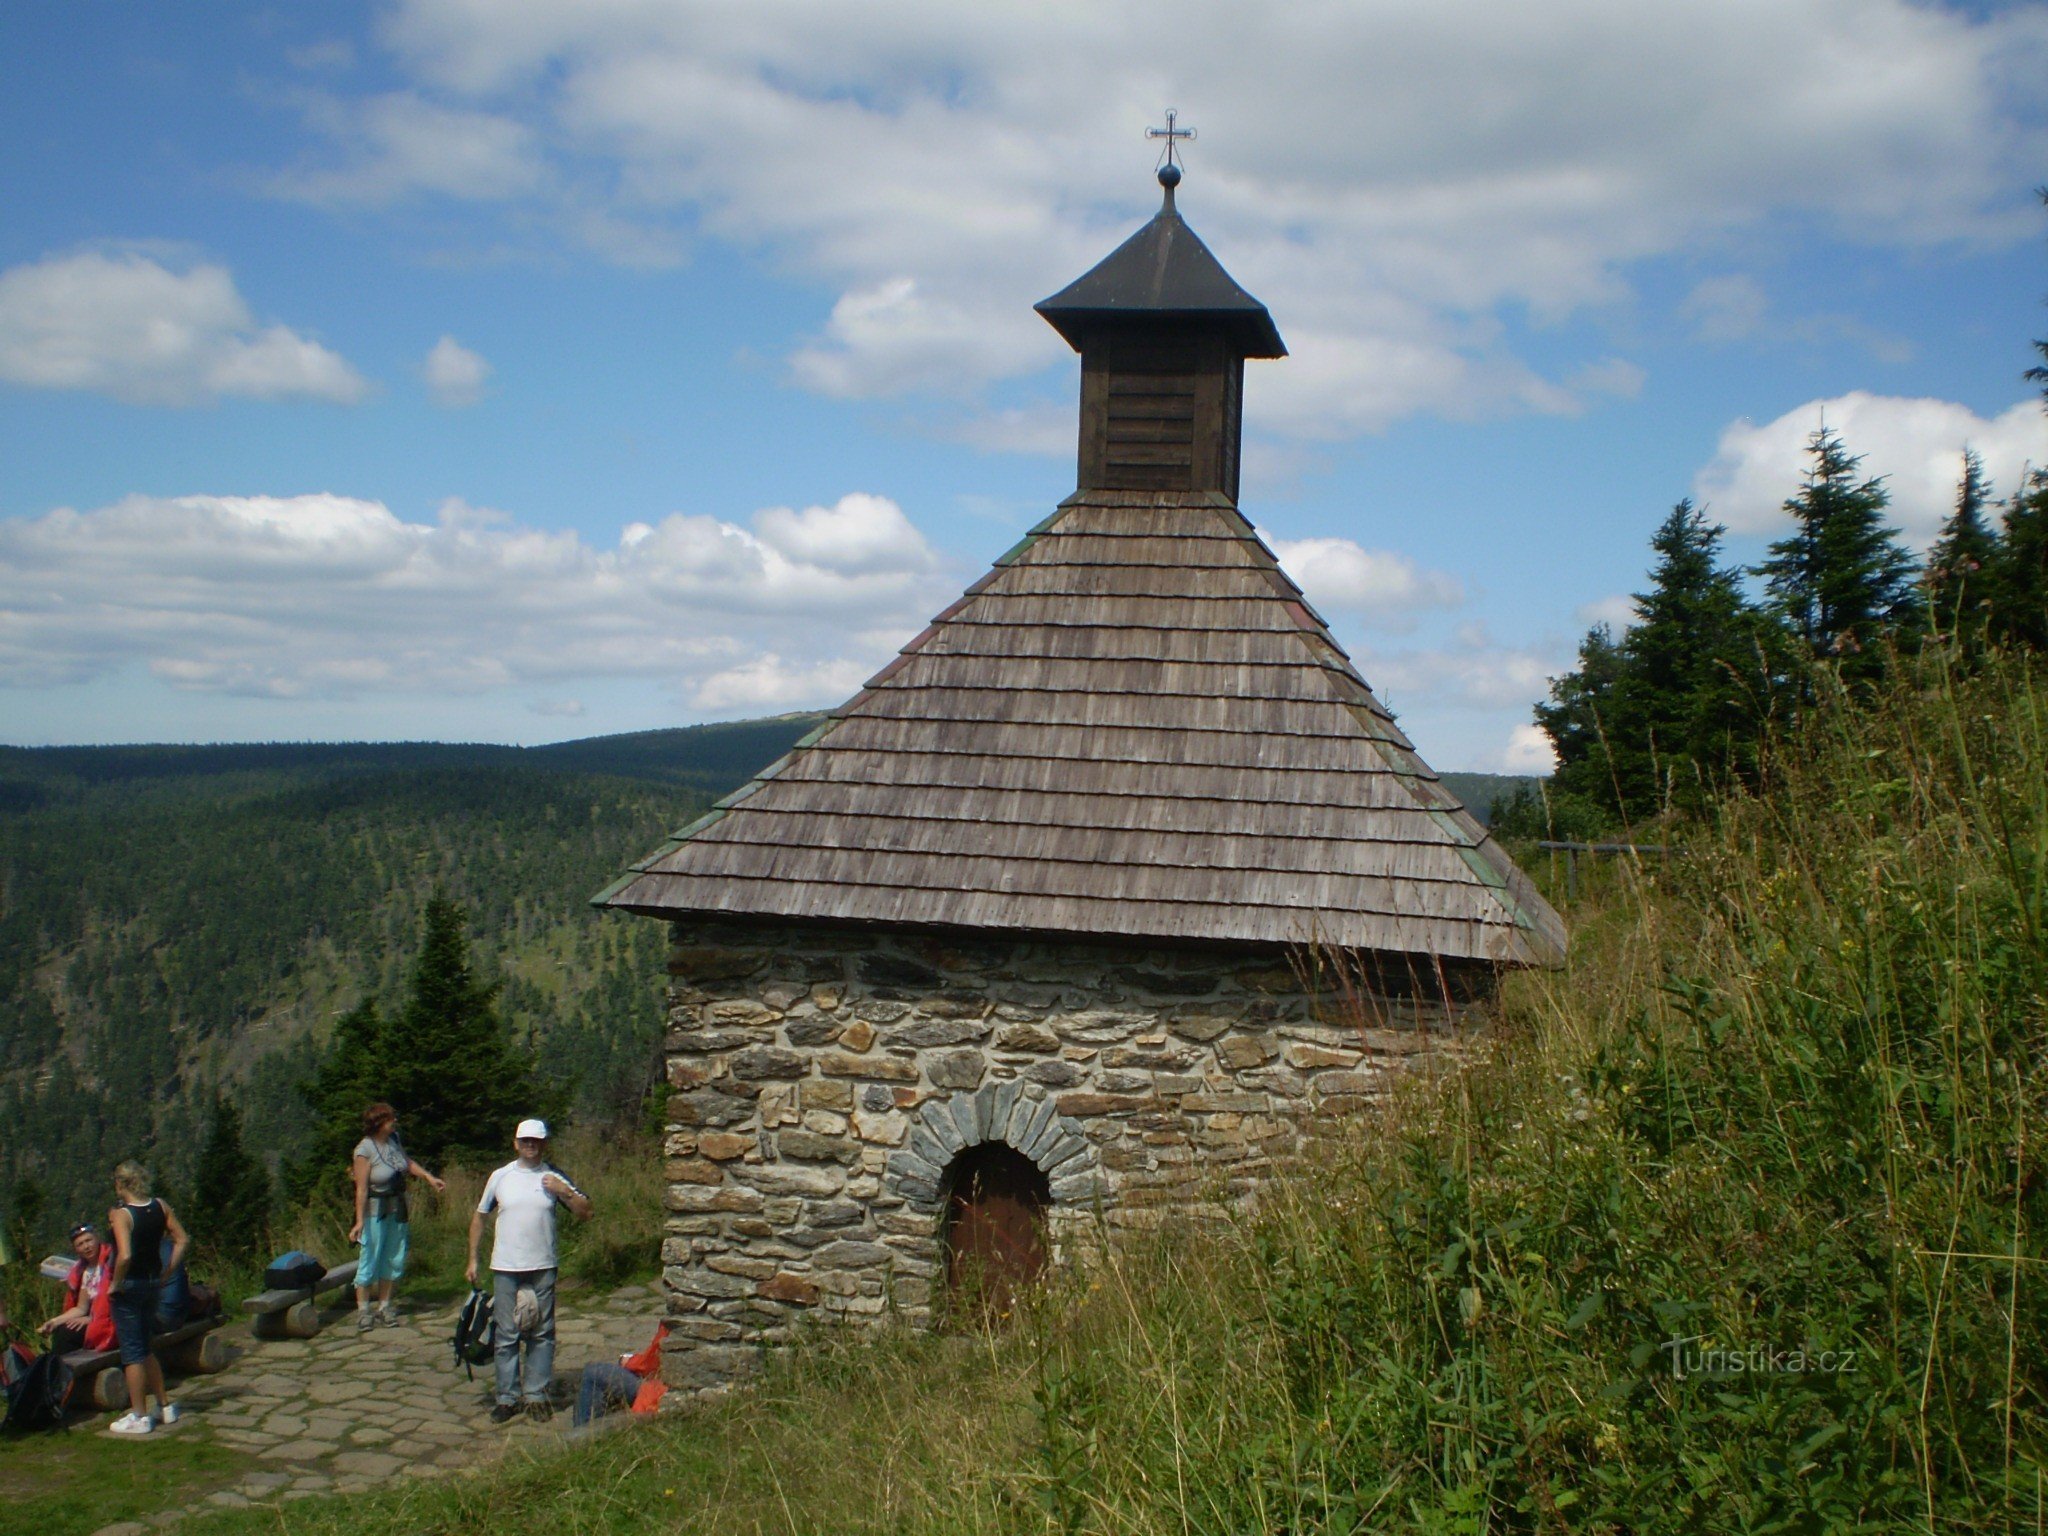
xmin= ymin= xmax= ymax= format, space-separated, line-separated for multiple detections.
xmin=1993 ymin=468 xmax=2048 ymax=651
xmin=190 ymin=1096 xmax=272 ymax=1262
xmin=290 ymin=997 xmax=389 ymax=1205
xmin=383 ymin=893 xmax=547 ymax=1169
xmin=1755 ymin=425 xmax=1921 ymax=683
xmin=1535 ymin=503 xmax=1766 ymax=822
xmin=1622 ymin=501 xmax=1766 ymax=807
xmin=2027 ymin=188 xmax=2047 ymax=404
xmin=1926 ymin=448 xmax=1999 ymax=645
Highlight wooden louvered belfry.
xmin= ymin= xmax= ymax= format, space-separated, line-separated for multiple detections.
xmin=600 ymin=172 xmax=1564 ymax=970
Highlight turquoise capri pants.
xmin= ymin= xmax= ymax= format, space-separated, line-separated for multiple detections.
xmin=358 ymin=1213 xmax=410 ymax=1284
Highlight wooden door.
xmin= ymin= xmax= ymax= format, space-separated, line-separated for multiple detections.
xmin=943 ymin=1144 xmax=1049 ymax=1319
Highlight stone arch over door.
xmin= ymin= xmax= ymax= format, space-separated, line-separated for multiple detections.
xmin=883 ymin=1079 xmax=1100 ymax=1217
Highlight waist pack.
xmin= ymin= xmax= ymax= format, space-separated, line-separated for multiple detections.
xmin=452 ymin=1287 xmax=494 ymax=1379
xmin=264 ymin=1251 xmax=325 ymax=1292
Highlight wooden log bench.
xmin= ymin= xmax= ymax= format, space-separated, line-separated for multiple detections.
xmin=62 ymin=1317 xmax=231 ymax=1411
xmin=241 ymin=1259 xmax=358 ymax=1340
xmin=38 ymin=1253 xmax=231 ymax=1411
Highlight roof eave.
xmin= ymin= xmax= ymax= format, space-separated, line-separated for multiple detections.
xmin=1032 ymin=303 xmax=1287 ymax=359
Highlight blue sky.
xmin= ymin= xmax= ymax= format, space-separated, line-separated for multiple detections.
xmin=2 ymin=1 xmax=2045 ymax=770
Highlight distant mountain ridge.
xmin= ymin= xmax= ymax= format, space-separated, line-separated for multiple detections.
xmin=0 ymin=722 xmax=1531 ymax=824
xmin=0 ymin=714 xmax=832 ymax=810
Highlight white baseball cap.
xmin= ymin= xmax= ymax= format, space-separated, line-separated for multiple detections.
xmin=515 ymin=1118 xmax=549 ymax=1140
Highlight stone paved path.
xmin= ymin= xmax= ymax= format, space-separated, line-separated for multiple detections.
xmin=89 ymin=1283 xmax=666 ymax=1531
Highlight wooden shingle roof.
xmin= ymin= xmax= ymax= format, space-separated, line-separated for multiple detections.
xmin=599 ymin=490 xmax=1566 ymax=968
xmin=1034 ymin=187 xmax=1287 ymax=359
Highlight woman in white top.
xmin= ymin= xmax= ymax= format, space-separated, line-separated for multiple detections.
xmin=349 ymin=1102 xmax=446 ymax=1329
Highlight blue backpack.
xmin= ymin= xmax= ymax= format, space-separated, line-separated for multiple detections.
xmin=263 ymin=1250 xmax=324 ymax=1292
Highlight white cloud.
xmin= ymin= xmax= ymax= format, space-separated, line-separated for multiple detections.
xmin=1693 ymin=392 xmax=2048 ymax=543
xmin=0 ymin=491 xmax=946 ymax=710
xmin=0 ymin=251 xmax=368 ymax=406
xmin=1360 ymin=624 xmax=1566 ymax=714
xmin=753 ymin=492 xmax=938 ymax=576
xmin=270 ymin=91 xmax=548 ymax=206
xmin=1504 ymin=723 xmax=1558 ymax=774
xmin=1575 ymin=593 xmax=1639 ymax=631
xmin=1268 ymin=534 xmax=1464 ymax=632
xmin=528 ymin=697 xmax=587 ymax=717
xmin=253 ymin=0 xmax=2048 ymax=436
xmin=688 ymin=653 xmax=873 ymax=711
xmin=423 ymin=334 xmax=491 ymax=405
xmin=1680 ymin=274 xmax=1914 ymax=361
xmin=931 ymin=402 xmax=1074 ymax=460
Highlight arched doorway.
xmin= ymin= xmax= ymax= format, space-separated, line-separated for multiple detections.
xmin=941 ymin=1143 xmax=1050 ymax=1320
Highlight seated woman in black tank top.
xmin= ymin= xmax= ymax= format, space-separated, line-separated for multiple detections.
xmin=105 ymin=1160 xmax=190 ymax=1437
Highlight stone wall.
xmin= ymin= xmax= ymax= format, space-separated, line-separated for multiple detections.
xmin=659 ymin=920 xmax=1486 ymax=1391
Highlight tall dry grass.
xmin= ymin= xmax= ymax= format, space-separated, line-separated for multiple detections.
xmin=182 ymin=650 xmax=2046 ymax=1535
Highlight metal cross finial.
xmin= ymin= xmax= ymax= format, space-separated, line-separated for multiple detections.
xmin=1146 ymin=109 xmax=1195 ymax=189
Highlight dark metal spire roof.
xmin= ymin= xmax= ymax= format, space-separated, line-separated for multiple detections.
xmin=1035 ymin=184 xmax=1287 ymax=359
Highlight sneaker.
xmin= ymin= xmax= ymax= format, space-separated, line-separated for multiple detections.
xmin=108 ymin=1412 xmax=153 ymax=1436
xmin=155 ymin=1404 xmax=181 ymax=1427
xmin=489 ymin=1403 xmax=520 ymax=1424
xmin=357 ymin=1309 xmax=375 ymax=1332
xmin=523 ymin=1400 xmax=553 ymax=1423
xmin=378 ymin=1305 xmax=400 ymax=1327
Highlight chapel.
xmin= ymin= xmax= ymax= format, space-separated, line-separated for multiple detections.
xmin=597 ymin=153 xmax=1565 ymax=1391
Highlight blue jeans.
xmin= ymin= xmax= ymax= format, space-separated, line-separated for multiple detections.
xmin=574 ymin=1361 xmax=640 ymax=1427
xmin=492 ymin=1268 xmax=555 ymax=1406
xmin=110 ymin=1281 xmax=158 ymax=1366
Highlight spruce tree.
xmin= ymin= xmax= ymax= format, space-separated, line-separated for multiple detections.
xmin=2026 ymin=188 xmax=2046 ymax=404
xmin=1623 ymin=501 xmax=1765 ymax=808
xmin=1926 ymin=448 xmax=1999 ymax=645
xmin=1535 ymin=503 xmax=1767 ymax=823
xmin=290 ymin=997 xmax=390 ymax=1205
xmin=1994 ymin=468 xmax=2048 ymax=651
xmin=1535 ymin=623 xmax=1629 ymax=816
xmin=1755 ymin=426 xmax=1921 ymax=683
xmin=190 ymin=1096 xmax=273 ymax=1262
xmin=384 ymin=893 xmax=547 ymax=1169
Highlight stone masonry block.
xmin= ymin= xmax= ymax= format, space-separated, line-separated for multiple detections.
xmin=927 ymin=1050 xmax=985 ymax=1090
xmin=819 ymin=1052 xmax=919 ymax=1082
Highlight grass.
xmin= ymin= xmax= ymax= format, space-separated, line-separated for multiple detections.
xmin=0 ymin=1130 xmax=665 ymax=1534
xmin=0 ymin=1415 xmax=255 ymax=1536
xmin=59 ymin=651 xmax=2048 ymax=1532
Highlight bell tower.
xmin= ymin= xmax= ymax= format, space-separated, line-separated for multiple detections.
xmin=1034 ymin=127 xmax=1285 ymax=502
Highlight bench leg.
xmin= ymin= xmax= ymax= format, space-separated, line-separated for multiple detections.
xmin=253 ymin=1300 xmax=320 ymax=1340
xmin=89 ymin=1369 xmax=129 ymax=1412
xmin=162 ymin=1331 xmax=229 ymax=1374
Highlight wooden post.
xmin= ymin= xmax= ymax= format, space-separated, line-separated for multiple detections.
xmin=161 ymin=1329 xmax=229 ymax=1374
xmin=90 ymin=1368 xmax=129 ymax=1412
xmin=252 ymin=1300 xmax=321 ymax=1340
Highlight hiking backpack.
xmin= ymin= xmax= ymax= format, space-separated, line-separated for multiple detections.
xmin=263 ymin=1250 xmax=324 ymax=1292
xmin=1 ymin=1332 xmax=74 ymax=1433
xmin=0 ymin=1329 xmax=34 ymax=1393
xmin=452 ymin=1287 xmax=494 ymax=1378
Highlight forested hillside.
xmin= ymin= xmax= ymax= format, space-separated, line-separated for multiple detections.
xmin=0 ymin=713 xmax=1529 ymax=1249
xmin=0 ymin=716 xmax=823 ymax=1246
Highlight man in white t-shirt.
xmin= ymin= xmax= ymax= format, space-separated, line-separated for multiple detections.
xmin=467 ymin=1118 xmax=592 ymax=1422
